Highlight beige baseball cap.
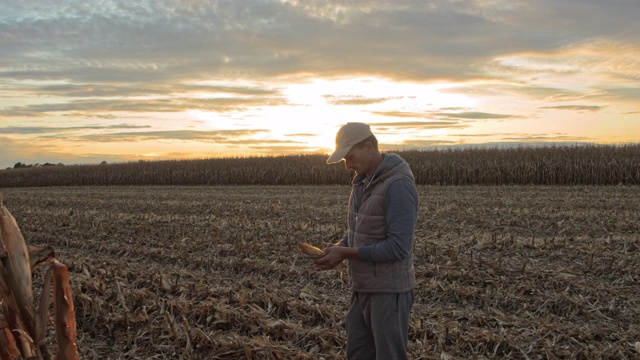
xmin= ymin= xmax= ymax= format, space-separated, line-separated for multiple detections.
xmin=326 ymin=122 xmax=373 ymax=164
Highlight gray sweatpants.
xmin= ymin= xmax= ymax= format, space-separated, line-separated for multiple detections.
xmin=346 ymin=291 xmax=414 ymax=360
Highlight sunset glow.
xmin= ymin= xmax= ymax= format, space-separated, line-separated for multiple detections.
xmin=1 ymin=1 xmax=639 ymax=168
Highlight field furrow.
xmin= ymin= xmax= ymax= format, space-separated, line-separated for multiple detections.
xmin=1 ymin=185 xmax=638 ymax=359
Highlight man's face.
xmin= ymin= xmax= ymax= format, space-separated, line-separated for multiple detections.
xmin=343 ymin=143 xmax=373 ymax=175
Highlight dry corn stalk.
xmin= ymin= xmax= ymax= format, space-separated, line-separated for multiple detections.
xmin=52 ymin=261 xmax=79 ymax=360
xmin=298 ymin=242 xmax=325 ymax=259
xmin=0 ymin=325 xmax=20 ymax=360
xmin=0 ymin=194 xmax=79 ymax=360
xmin=0 ymin=194 xmax=37 ymax=359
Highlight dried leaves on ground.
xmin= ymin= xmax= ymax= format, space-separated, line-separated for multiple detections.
xmin=2 ymin=185 xmax=639 ymax=359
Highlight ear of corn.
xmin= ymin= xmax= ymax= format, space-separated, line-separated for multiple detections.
xmin=298 ymin=242 xmax=325 ymax=259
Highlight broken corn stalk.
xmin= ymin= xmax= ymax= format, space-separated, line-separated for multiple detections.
xmin=298 ymin=242 xmax=325 ymax=259
xmin=0 ymin=193 xmax=79 ymax=360
xmin=52 ymin=261 xmax=79 ymax=360
xmin=0 ymin=196 xmax=38 ymax=358
xmin=0 ymin=325 xmax=20 ymax=360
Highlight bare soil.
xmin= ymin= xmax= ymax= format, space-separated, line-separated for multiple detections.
xmin=3 ymin=185 xmax=639 ymax=359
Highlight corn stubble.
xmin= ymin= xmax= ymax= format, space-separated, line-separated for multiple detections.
xmin=1 ymin=185 xmax=640 ymax=359
xmin=0 ymin=194 xmax=79 ymax=360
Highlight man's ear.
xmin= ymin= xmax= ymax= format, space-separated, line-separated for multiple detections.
xmin=364 ymin=141 xmax=374 ymax=153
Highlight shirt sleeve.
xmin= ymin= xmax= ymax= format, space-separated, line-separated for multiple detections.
xmin=340 ymin=232 xmax=349 ymax=246
xmin=358 ymin=178 xmax=418 ymax=262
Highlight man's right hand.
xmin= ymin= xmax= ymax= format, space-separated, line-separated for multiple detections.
xmin=313 ymin=244 xmax=359 ymax=270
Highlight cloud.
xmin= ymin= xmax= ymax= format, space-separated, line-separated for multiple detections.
xmin=3 ymin=0 xmax=637 ymax=84
xmin=0 ymin=137 xmax=37 ymax=168
xmin=0 ymin=129 xmax=299 ymax=168
xmin=355 ymin=120 xmax=470 ymax=136
xmin=79 ymin=129 xmax=269 ymax=143
xmin=435 ymin=112 xmax=521 ymax=120
xmin=325 ymin=96 xmax=391 ymax=105
xmin=500 ymin=135 xmax=593 ymax=142
xmin=0 ymin=135 xmax=130 ymax=168
xmin=372 ymin=109 xmax=522 ymax=121
xmin=223 ymin=138 xmax=304 ymax=145
xmin=391 ymin=139 xmax=458 ymax=148
xmin=443 ymin=84 xmax=590 ymax=102
xmin=372 ymin=112 xmax=427 ymax=118
xmin=481 ymin=40 xmax=640 ymax=97
xmin=443 ymin=132 xmax=595 ymax=144
xmin=246 ymin=146 xmax=312 ymax=152
xmin=1 ymin=0 xmax=639 ymax=166
xmin=605 ymin=87 xmax=640 ymax=102
xmin=11 ymin=83 xmax=280 ymax=98
xmin=371 ymin=120 xmax=465 ymax=130
xmin=0 ymin=96 xmax=288 ymax=117
xmin=539 ymin=105 xmax=603 ymax=112
xmin=0 ymin=124 xmax=150 ymax=134
xmin=285 ymin=133 xmax=316 ymax=138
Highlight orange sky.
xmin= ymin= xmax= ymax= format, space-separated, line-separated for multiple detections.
xmin=1 ymin=1 xmax=639 ymax=168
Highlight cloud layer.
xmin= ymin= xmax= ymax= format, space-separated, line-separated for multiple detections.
xmin=1 ymin=0 xmax=639 ymax=168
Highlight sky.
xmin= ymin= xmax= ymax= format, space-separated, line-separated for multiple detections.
xmin=1 ymin=0 xmax=639 ymax=168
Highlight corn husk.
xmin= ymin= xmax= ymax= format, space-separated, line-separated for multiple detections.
xmin=298 ymin=242 xmax=325 ymax=259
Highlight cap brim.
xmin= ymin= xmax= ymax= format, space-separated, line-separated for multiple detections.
xmin=326 ymin=146 xmax=351 ymax=164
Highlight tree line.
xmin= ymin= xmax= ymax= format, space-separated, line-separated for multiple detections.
xmin=8 ymin=162 xmax=66 ymax=170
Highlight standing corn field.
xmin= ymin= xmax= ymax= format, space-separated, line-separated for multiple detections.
xmin=1 ymin=144 xmax=639 ymax=187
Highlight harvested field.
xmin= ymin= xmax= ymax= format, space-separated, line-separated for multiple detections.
xmin=1 ymin=185 xmax=639 ymax=359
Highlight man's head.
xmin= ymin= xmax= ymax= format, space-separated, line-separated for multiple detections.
xmin=327 ymin=122 xmax=381 ymax=176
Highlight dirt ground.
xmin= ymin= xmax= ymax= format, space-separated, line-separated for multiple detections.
xmin=2 ymin=185 xmax=639 ymax=359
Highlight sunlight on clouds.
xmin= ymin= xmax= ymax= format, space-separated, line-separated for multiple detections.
xmin=140 ymin=152 xmax=160 ymax=158
xmin=497 ymin=57 xmax=577 ymax=74
xmin=246 ymin=103 xmax=348 ymax=150
xmin=198 ymin=77 xmax=484 ymax=153
xmin=189 ymin=77 xmax=483 ymax=155
xmin=189 ymin=110 xmax=244 ymax=131
xmin=282 ymin=78 xmax=480 ymax=114
xmin=277 ymin=0 xmax=362 ymax=23
xmin=422 ymin=128 xmax=449 ymax=137
xmin=490 ymin=40 xmax=640 ymax=89
xmin=189 ymin=110 xmax=222 ymax=129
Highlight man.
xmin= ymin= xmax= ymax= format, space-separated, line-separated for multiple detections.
xmin=314 ymin=122 xmax=418 ymax=360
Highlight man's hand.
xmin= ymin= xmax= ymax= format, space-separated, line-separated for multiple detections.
xmin=313 ymin=242 xmax=358 ymax=270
